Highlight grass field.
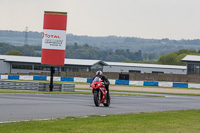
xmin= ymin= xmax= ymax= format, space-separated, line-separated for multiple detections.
xmin=0 ymin=110 xmax=199 ymax=133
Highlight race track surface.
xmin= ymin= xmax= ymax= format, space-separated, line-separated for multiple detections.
xmin=0 ymin=93 xmax=200 ymax=123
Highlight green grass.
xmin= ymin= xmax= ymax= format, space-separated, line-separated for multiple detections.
xmin=0 ymin=110 xmax=199 ymax=133
xmin=0 ymin=89 xmax=163 ymax=97
xmin=0 ymin=89 xmax=91 ymax=95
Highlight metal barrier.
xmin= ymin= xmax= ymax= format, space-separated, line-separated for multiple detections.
xmin=0 ymin=80 xmax=39 ymax=90
xmin=38 ymin=83 xmax=62 ymax=92
xmin=62 ymin=83 xmax=75 ymax=92
xmin=0 ymin=80 xmax=75 ymax=92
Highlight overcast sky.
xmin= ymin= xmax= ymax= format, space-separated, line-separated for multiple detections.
xmin=0 ymin=0 xmax=200 ymax=39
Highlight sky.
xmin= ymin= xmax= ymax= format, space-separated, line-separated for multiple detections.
xmin=0 ymin=0 xmax=200 ymax=40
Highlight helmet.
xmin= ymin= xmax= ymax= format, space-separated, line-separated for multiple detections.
xmin=96 ymin=71 xmax=102 ymax=76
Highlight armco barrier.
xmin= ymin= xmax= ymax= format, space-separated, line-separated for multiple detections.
xmin=74 ymin=77 xmax=87 ymax=83
xmin=188 ymin=83 xmax=200 ymax=89
xmin=61 ymin=77 xmax=74 ymax=82
xmin=109 ymin=79 xmax=116 ymax=85
xmin=87 ymin=78 xmax=93 ymax=83
xmin=144 ymin=81 xmax=158 ymax=86
xmin=129 ymin=81 xmax=143 ymax=86
xmin=8 ymin=75 xmax=19 ymax=80
xmin=33 ymin=76 xmax=47 ymax=81
xmin=158 ymin=82 xmax=173 ymax=87
xmin=0 ymin=80 xmax=39 ymax=90
xmin=173 ymin=82 xmax=188 ymax=88
xmin=47 ymin=76 xmax=61 ymax=81
xmin=38 ymin=83 xmax=62 ymax=91
xmin=20 ymin=75 xmax=33 ymax=80
xmin=115 ymin=80 xmax=129 ymax=85
xmin=62 ymin=83 xmax=75 ymax=92
xmin=1 ymin=75 xmax=200 ymax=89
xmin=0 ymin=80 xmax=74 ymax=92
xmin=1 ymin=75 xmax=8 ymax=79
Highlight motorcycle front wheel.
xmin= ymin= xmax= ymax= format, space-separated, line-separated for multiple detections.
xmin=94 ymin=92 xmax=100 ymax=106
xmin=103 ymin=95 xmax=110 ymax=107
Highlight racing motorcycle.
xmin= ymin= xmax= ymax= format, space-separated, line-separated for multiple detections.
xmin=91 ymin=77 xmax=110 ymax=107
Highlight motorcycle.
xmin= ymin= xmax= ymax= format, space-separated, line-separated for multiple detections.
xmin=91 ymin=77 xmax=110 ymax=107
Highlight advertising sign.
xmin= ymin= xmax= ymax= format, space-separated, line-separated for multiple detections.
xmin=41 ymin=11 xmax=67 ymax=65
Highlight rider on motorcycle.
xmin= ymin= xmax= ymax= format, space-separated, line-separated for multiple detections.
xmin=92 ymin=71 xmax=110 ymax=97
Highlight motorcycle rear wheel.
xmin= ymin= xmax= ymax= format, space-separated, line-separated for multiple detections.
xmin=94 ymin=92 xmax=100 ymax=106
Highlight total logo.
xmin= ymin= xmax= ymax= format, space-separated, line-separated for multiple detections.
xmin=42 ymin=33 xmax=61 ymax=39
xmin=42 ymin=32 xmax=63 ymax=47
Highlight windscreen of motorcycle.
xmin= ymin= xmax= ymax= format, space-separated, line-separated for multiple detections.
xmin=93 ymin=77 xmax=101 ymax=82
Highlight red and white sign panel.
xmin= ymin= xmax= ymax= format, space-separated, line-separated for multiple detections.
xmin=41 ymin=11 xmax=67 ymax=65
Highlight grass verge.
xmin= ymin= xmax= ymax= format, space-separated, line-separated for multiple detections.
xmin=0 ymin=89 xmax=163 ymax=97
xmin=0 ymin=89 xmax=91 ymax=95
xmin=0 ymin=110 xmax=199 ymax=133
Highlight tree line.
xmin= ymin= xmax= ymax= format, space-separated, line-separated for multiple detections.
xmin=1 ymin=42 xmax=200 ymax=65
xmin=157 ymin=49 xmax=200 ymax=65
xmin=0 ymin=42 xmax=40 ymax=56
xmin=0 ymin=42 xmax=143 ymax=62
xmin=1 ymin=30 xmax=200 ymax=58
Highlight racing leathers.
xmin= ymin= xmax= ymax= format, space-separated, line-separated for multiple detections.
xmin=92 ymin=75 xmax=110 ymax=97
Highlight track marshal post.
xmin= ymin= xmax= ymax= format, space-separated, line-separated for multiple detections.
xmin=41 ymin=11 xmax=67 ymax=91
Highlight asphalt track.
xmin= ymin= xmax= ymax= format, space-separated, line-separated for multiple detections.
xmin=0 ymin=93 xmax=200 ymax=123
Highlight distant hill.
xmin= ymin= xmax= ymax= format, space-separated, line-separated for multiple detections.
xmin=0 ymin=30 xmax=200 ymax=57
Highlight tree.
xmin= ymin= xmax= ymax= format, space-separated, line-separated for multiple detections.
xmin=74 ymin=42 xmax=78 ymax=49
xmin=126 ymin=49 xmax=130 ymax=53
xmin=157 ymin=53 xmax=177 ymax=65
xmin=19 ymin=45 xmax=38 ymax=56
xmin=83 ymin=43 xmax=89 ymax=48
xmin=123 ymin=58 xmax=133 ymax=63
xmin=156 ymin=49 xmax=199 ymax=65
xmin=175 ymin=49 xmax=196 ymax=55
xmin=5 ymin=50 xmax=23 ymax=56
xmin=148 ymin=53 xmax=157 ymax=61
xmin=176 ymin=53 xmax=187 ymax=65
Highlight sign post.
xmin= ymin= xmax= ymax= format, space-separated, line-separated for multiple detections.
xmin=49 ymin=67 xmax=55 ymax=91
xmin=41 ymin=11 xmax=67 ymax=91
